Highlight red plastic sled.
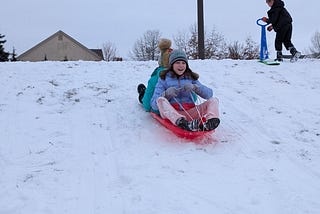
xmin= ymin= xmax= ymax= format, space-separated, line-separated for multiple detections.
xmin=150 ymin=112 xmax=214 ymax=140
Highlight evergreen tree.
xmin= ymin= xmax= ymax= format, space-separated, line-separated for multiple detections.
xmin=0 ymin=34 xmax=10 ymax=62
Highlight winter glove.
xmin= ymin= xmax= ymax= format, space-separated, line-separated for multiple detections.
xmin=262 ymin=17 xmax=269 ymax=23
xmin=163 ymin=87 xmax=179 ymax=99
xmin=183 ymin=83 xmax=195 ymax=92
xmin=183 ymin=83 xmax=201 ymax=94
xmin=267 ymin=25 xmax=273 ymax=32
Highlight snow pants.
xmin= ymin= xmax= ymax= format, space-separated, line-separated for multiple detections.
xmin=156 ymin=97 xmax=219 ymax=126
xmin=275 ymin=23 xmax=294 ymax=51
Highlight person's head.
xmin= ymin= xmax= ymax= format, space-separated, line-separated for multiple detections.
xmin=169 ymin=49 xmax=188 ymax=76
xmin=158 ymin=38 xmax=172 ymax=68
xmin=266 ymin=0 xmax=274 ymax=7
xmin=160 ymin=49 xmax=199 ymax=80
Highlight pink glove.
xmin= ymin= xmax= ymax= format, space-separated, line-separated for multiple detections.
xmin=262 ymin=17 xmax=268 ymax=22
xmin=267 ymin=25 xmax=273 ymax=31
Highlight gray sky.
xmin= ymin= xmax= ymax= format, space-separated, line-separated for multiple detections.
xmin=2 ymin=0 xmax=319 ymax=58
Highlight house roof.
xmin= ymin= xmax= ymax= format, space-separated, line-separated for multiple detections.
xmin=90 ymin=49 xmax=104 ymax=59
xmin=17 ymin=30 xmax=103 ymax=61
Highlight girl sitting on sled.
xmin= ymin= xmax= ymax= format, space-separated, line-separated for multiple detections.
xmin=150 ymin=49 xmax=220 ymax=131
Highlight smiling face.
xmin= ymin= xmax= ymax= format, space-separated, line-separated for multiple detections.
xmin=172 ymin=60 xmax=187 ymax=76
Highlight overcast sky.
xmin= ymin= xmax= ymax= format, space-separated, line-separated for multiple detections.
xmin=2 ymin=0 xmax=319 ymax=58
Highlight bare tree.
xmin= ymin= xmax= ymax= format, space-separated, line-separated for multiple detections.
xmin=11 ymin=47 xmax=17 ymax=61
xmin=205 ymin=27 xmax=227 ymax=59
xmin=187 ymin=24 xmax=199 ymax=59
xmin=173 ymin=24 xmax=198 ymax=59
xmin=130 ymin=38 xmax=146 ymax=61
xmin=173 ymin=24 xmax=259 ymax=60
xmin=228 ymin=41 xmax=244 ymax=59
xmin=309 ymin=31 xmax=320 ymax=58
xmin=131 ymin=30 xmax=161 ymax=61
xmin=144 ymin=30 xmax=160 ymax=60
xmin=173 ymin=24 xmax=229 ymax=60
xmin=102 ymin=42 xmax=117 ymax=61
xmin=217 ymin=41 xmax=229 ymax=59
xmin=242 ymin=36 xmax=259 ymax=60
xmin=173 ymin=30 xmax=189 ymax=53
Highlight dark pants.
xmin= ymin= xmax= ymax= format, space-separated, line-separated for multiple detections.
xmin=275 ymin=24 xmax=294 ymax=52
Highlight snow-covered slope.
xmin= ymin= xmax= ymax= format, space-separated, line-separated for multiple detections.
xmin=1 ymin=59 xmax=320 ymax=213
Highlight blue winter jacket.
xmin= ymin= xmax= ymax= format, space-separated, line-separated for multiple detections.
xmin=151 ymin=71 xmax=213 ymax=111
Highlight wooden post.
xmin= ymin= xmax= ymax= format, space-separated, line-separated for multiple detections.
xmin=197 ymin=0 xmax=205 ymax=59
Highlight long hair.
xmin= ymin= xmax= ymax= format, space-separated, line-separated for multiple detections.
xmin=159 ymin=64 xmax=199 ymax=80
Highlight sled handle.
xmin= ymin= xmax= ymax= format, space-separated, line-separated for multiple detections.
xmin=256 ymin=18 xmax=268 ymax=27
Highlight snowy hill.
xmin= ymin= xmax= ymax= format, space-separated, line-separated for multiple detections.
xmin=1 ymin=59 xmax=320 ymax=213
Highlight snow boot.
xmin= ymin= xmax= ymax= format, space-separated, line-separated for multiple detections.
xmin=137 ymin=83 xmax=146 ymax=94
xmin=202 ymin=118 xmax=220 ymax=131
xmin=275 ymin=51 xmax=283 ymax=62
xmin=137 ymin=84 xmax=146 ymax=103
xmin=176 ymin=117 xmax=199 ymax=131
xmin=289 ymin=47 xmax=301 ymax=63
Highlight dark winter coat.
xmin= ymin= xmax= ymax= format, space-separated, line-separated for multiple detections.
xmin=267 ymin=0 xmax=292 ymax=32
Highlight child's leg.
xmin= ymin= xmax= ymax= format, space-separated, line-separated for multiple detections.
xmin=275 ymin=32 xmax=284 ymax=52
xmin=283 ymin=24 xmax=294 ymax=50
xmin=182 ymin=98 xmax=220 ymax=130
xmin=199 ymin=97 xmax=219 ymax=119
xmin=156 ymin=97 xmax=185 ymax=125
xmin=185 ymin=97 xmax=219 ymax=120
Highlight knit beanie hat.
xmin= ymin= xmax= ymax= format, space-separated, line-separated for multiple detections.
xmin=158 ymin=38 xmax=172 ymax=68
xmin=169 ymin=49 xmax=188 ymax=65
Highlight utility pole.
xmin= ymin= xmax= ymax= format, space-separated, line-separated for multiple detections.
xmin=197 ymin=0 xmax=205 ymax=59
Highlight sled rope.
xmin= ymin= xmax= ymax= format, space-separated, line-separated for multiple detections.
xmin=173 ymin=97 xmax=194 ymax=120
xmin=173 ymin=91 xmax=206 ymax=131
xmin=189 ymin=92 xmax=206 ymax=130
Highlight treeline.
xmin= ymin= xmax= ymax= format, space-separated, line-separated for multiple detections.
xmin=0 ymin=34 xmax=16 ymax=62
xmin=104 ymin=26 xmax=320 ymax=61
xmin=2 ymin=28 xmax=320 ymax=62
xmin=104 ymin=25 xmax=260 ymax=61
